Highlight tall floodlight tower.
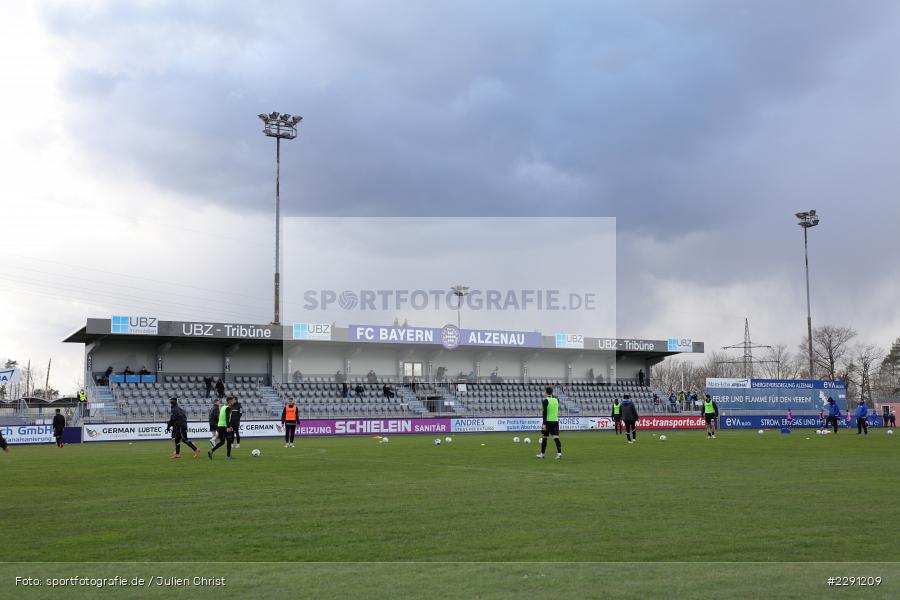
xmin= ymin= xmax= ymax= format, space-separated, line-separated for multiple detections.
xmin=795 ymin=210 xmax=820 ymax=378
xmin=259 ymin=112 xmax=302 ymax=325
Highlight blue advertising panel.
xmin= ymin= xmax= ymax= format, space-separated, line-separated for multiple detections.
xmin=720 ymin=414 xmax=882 ymax=429
xmin=720 ymin=415 xmax=821 ymax=429
xmin=706 ymin=378 xmax=846 ymax=411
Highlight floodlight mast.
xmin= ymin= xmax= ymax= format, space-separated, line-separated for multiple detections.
xmin=795 ymin=210 xmax=820 ymax=378
xmin=259 ymin=112 xmax=302 ymax=325
xmin=451 ymin=285 xmax=470 ymax=330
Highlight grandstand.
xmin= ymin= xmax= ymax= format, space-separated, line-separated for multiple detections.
xmin=97 ymin=377 xmax=661 ymax=422
xmin=63 ymin=317 xmax=702 ymax=423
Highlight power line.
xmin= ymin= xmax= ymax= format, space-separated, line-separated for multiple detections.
xmin=6 ymin=252 xmax=271 ymax=303
xmin=0 ymin=264 xmax=268 ymax=314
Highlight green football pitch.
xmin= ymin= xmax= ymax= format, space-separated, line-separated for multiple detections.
xmin=1 ymin=430 xmax=898 ymax=599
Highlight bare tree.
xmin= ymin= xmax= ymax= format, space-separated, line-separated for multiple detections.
xmin=801 ymin=325 xmax=857 ymax=380
xmin=758 ymin=344 xmax=804 ymax=379
xmin=846 ymin=344 xmax=884 ymax=407
xmin=877 ymin=338 xmax=900 ymax=397
xmin=652 ymin=352 xmax=741 ymax=398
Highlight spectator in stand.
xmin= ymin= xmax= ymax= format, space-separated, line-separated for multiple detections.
xmin=889 ymin=411 xmax=896 ymax=428
xmin=138 ymin=366 xmax=151 ymax=376
xmin=366 ymin=370 xmax=377 ymax=383
xmin=489 ymin=367 xmax=501 ymax=383
xmin=587 ymin=368 xmax=595 ymax=382
xmin=383 ymin=384 xmax=395 ymax=399
xmin=123 ymin=365 xmax=134 ymax=376
xmin=354 ymin=383 xmax=365 ymax=399
xmin=690 ymin=392 xmax=699 ymax=412
xmin=653 ymin=394 xmax=661 ymax=413
xmin=335 ymin=370 xmax=348 ymax=397
xmin=103 ymin=366 xmax=113 ymax=385
xmin=204 ymin=376 xmax=213 ymax=398
xmin=638 ymin=369 xmax=645 ymax=386
xmin=668 ymin=392 xmax=677 ymax=413
xmin=436 ymin=366 xmax=447 ymax=382
xmin=215 ymin=378 xmax=225 ymax=400
xmin=291 ymin=370 xmax=303 ymax=383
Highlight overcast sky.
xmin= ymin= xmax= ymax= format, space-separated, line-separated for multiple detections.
xmin=2 ymin=1 xmax=899 ymax=392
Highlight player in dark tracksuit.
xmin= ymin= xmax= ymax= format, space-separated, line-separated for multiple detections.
xmin=166 ymin=398 xmax=200 ymax=459
xmin=52 ymin=409 xmax=66 ymax=448
xmin=825 ymin=397 xmax=841 ymax=434
xmin=208 ymin=399 xmax=221 ymax=447
xmin=0 ymin=428 xmax=8 ymax=453
xmin=208 ymin=397 xmax=238 ymax=459
xmin=230 ymin=398 xmax=243 ymax=448
xmin=620 ymin=395 xmax=639 ymax=444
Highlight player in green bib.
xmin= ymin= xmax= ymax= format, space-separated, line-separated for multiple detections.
xmin=536 ymin=387 xmax=562 ymax=460
xmin=208 ymin=397 xmax=238 ymax=459
xmin=703 ymin=394 xmax=719 ymax=439
xmin=611 ymin=398 xmax=623 ymax=435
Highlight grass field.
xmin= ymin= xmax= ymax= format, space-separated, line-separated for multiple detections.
xmin=2 ymin=429 xmax=898 ymax=599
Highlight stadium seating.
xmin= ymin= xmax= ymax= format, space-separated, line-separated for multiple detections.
xmin=276 ymin=381 xmax=420 ymax=417
xmin=105 ymin=377 xmax=278 ymax=422
xmin=92 ymin=375 xmax=669 ymax=421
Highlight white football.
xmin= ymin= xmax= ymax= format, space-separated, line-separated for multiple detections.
xmin=523 ymin=437 xmax=532 ymax=444
xmin=513 ymin=436 xmax=521 ymax=443
xmin=659 ymin=435 xmax=667 ymax=441
xmin=887 ymin=430 xmax=894 ymax=435
xmin=434 ymin=438 xmax=441 ymax=445
xmin=381 ymin=436 xmax=389 ymax=443
xmin=758 ymin=429 xmax=764 ymax=435
xmin=445 ymin=436 xmax=452 ymax=443
xmin=251 ymin=448 xmax=261 ymax=457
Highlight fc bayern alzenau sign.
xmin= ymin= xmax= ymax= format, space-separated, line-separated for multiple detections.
xmin=349 ymin=324 xmax=541 ymax=350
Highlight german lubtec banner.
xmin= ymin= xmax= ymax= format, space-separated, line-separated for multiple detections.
xmin=82 ymin=418 xmax=452 ymax=442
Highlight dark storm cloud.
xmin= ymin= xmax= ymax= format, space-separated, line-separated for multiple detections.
xmin=38 ymin=1 xmax=900 ymax=345
xmin=43 ymin=1 xmax=900 ymax=223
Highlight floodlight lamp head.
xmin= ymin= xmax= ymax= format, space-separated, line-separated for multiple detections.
xmin=291 ymin=116 xmax=303 ymax=124
xmin=258 ymin=113 xmax=269 ymax=122
xmin=269 ymin=112 xmax=279 ymax=119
